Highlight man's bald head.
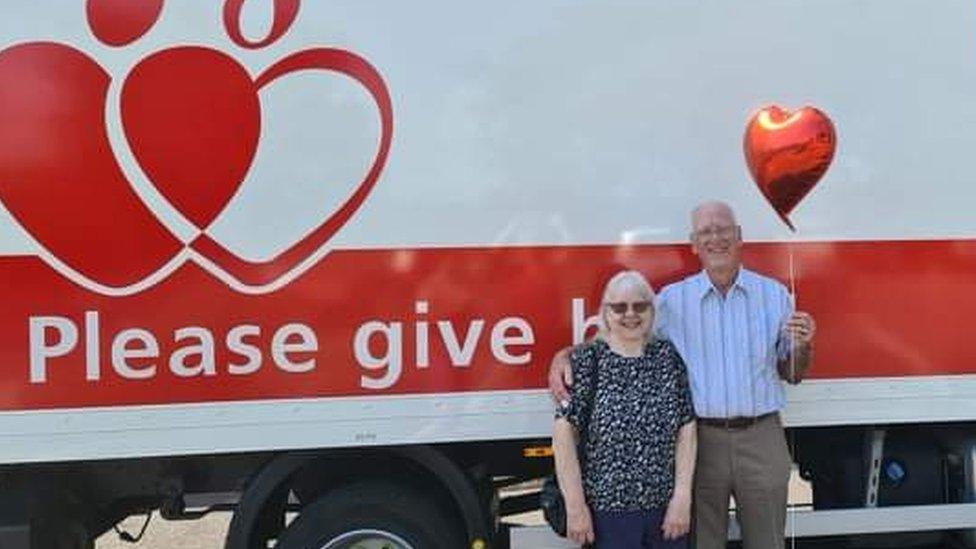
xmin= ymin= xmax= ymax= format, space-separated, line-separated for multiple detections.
xmin=689 ymin=200 xmax=743 ymax=281
xmin=691 ymin=200 xmax=737 ymax=230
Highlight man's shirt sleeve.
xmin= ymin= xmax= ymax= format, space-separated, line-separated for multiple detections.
xmin=554 ymin=342 xmax=597 ymax=430
xmin=655 ymin=286 xmax=675 ymax=341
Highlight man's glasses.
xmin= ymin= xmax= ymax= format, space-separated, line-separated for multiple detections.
xmin=605 ymin=301 xmax=652 ymax=315
xmin=692 ymin=224 xmax=737 ymax=240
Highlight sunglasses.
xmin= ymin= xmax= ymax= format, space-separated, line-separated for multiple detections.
xmin=605 ymin=301 xmax=652 ymax=315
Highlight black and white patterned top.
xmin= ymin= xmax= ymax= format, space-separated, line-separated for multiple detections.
xmin=556 ymin=338 xmax=694 ymax=512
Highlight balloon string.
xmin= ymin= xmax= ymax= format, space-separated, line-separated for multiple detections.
xmin=789 ymin=243 xmax=797 ymax=308
xmin=788 ymin=241 xmax=797 ymax=549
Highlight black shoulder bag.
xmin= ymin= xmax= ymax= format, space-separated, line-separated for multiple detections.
xmin=540 ymin=354 xmax=599 ymax=537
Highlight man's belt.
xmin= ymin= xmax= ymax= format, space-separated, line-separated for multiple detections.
xmin=697 ymin=411 xmax=778 ymax=429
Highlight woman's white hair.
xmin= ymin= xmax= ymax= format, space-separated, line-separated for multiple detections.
xmin=596 ymin=270 xmax=657 ymax=341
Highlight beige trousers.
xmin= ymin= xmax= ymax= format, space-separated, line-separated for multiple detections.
xmin=692 ymin=414 xmax=792 ymax=549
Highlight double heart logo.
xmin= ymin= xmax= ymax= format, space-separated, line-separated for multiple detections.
xmin=0 ymin=0 xmax=393 ymax=292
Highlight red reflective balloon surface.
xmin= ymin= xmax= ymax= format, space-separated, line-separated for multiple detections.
xmin=744 ymin=105 xmax=836 ymax=231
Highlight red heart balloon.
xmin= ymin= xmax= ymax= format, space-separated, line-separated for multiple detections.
xmin=121 ymin=47 xmax=260 ymax=230
xmin=743 ymin=105 xmax=836 ymax=231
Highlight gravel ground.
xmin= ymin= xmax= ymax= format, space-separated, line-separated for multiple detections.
xmin=94 ymin=509 xmax=956 ymax=549
xmin=88 ymin=474 xmax=836 ymax=549
xmin=96 ymin=512 xmax=231 ymax=549
xmin=38 ymin=478 xmax=819 ymax=549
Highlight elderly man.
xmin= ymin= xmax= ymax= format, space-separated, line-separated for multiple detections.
xmin=549 ymin=200 xmax=815 ymax=549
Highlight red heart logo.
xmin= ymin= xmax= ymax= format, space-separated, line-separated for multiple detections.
xmin=86 ymin=0 xmax=164 ymax=47
xmin=0 ymin=43 xmax=182 ymax=288
xmin=743 ymin=105 xmax=836 ymax=231
xmin=0 ymin=0 xmax=393 ymax=292
xmin=122 ymin=47 xmax=260 ymax=229
xmin=121 ymin=47 xmax=393 ymax=287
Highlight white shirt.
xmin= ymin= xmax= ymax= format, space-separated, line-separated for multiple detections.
xmin=656 ymin=267 xmax=791 ymax=419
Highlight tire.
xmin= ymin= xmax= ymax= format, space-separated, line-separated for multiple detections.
xmin=274 ymin=481 xmax=466 ymax=549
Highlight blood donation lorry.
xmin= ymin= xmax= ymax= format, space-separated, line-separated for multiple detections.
xmin=1 ymin=1 xmax=975 ymax=548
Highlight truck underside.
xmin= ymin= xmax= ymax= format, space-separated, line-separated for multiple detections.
xmin=1 ymin=423 xmax=974 ymax=549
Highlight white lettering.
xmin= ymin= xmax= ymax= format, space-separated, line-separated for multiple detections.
xmin=437 ymin=320 xmax=484 ymax=367
xmin=490 ymin=317 xmax=534 ymax=365
xmin=415 ymin=300 xmax=429 ymax=368
xmin=111 ymin=328 xmax=159 ymax=380
xmin=271 ymin=323 xmax=318 ymax=373
xmin=572 ymin=298 xmax=601 ymax=344
xmin=354 ymin=321 xmax=402 ymax=389
xmin=29 ymin=316 xmax=78 ymax=384
xmin=169 ymin=327 xmax=216 ymax=378
xmin=85 ymin=311 xmax=100 ymax=381
xmin=26 ymin=314 xmax=321 ymax=384
xmin=227 ymin=325 xmax=262 ymax=375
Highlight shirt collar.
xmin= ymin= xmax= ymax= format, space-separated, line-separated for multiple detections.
xmin=697 ymin=267 xmax=753 ymax=299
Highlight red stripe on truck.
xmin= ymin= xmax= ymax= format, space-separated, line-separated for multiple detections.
xmin=1 ymin=239 xmax=973 ymax=410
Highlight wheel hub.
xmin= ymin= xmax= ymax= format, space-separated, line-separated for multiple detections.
xmin=320 ymin=529 xmax=415 ymax=549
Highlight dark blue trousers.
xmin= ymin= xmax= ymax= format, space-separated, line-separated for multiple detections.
xmin=592 ymin=508 xmax=689 ymax=549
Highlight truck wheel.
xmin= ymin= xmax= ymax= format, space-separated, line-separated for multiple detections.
xmin=274 ymin=481 xmax=465 ymax=549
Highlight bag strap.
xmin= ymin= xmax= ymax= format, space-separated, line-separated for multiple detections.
xmin=576 ymin=342 xmax=602 ymax=466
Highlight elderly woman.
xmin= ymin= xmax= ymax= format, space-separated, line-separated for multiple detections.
xmin=553 ymin=270 xmax=696 ymax=548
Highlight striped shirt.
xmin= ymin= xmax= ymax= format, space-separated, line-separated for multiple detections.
xmin=656 ymin=268 xmax=792 ymax=419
